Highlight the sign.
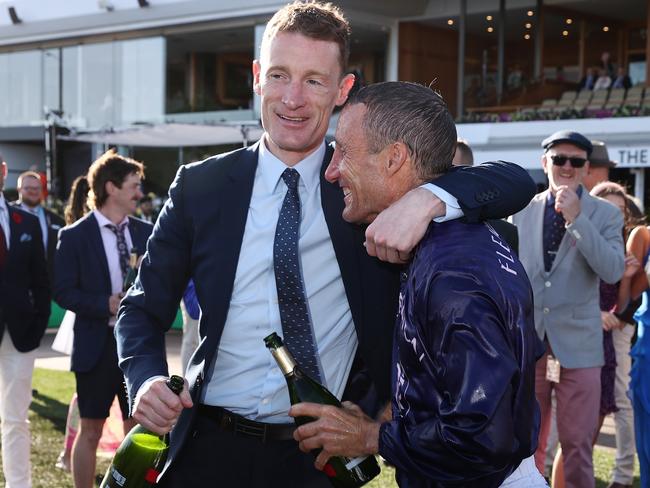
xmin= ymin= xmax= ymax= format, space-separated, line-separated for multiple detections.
xmin=612 ymin=147 xmax=650 ymax=167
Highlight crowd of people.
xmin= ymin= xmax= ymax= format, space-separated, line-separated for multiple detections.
xmin=0 ymin=2 xmax=649 ymax=488
xmin=579 ymin=51 xmax=633 ymax=91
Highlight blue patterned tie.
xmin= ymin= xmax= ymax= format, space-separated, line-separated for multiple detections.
xmin=543 ymin=197 xmax=567 ymax=272
xmin=106 ymin=222 xmax=129 ymax=280
xmin=274 ymin=168 xmax=322 ymax=382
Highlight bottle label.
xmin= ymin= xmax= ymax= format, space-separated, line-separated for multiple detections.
xmin=145 ymin=468 xmax=160 ymax=484
xmin=323 ymin=463 xmax=336 ymax=478
xmin=345 ymin=455 xmax=369 ymax=471
xmin=111 ymin=467 xmax=127 ymax=487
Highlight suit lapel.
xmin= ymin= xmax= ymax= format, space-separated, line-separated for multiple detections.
xmin=127 ymin=218 xmax=146 ymax=252
xmin=530 ymin=193 xmax=547 ymax=270
xmin=207 ymin=143 xmax=258 ymax=324
xmin=7 ymin=207 xmax=23 ymax=254
xmin=219 ymin=144 xmax=258 ymax=262
xmin=87 ymin=214 xmax=112 ymax=291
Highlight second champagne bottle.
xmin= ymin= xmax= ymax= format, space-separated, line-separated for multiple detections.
xmin=264 ymin=332 xmax=380 ymax=488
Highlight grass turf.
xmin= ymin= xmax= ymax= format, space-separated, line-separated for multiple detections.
xmin=0 ymin=368 xmax=641 ymax=487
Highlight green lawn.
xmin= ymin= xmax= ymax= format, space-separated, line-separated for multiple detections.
xmin=0 ymin=368 xmax=641 ymax=487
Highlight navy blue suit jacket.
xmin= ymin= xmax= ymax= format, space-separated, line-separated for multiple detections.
xmin=0 ymin=205 xmax=50 ymax=352
xmin=54 ymin=213 xmax=152 ymax=372
xmin=115 ymin=142 xmax=535 ymax=475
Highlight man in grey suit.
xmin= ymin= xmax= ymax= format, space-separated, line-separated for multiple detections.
xmin=511 ymin=130 xmax=625 ymax=488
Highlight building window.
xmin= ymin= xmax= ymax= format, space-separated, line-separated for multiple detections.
xmin=165 ymin=26 xmax=254 ymax=114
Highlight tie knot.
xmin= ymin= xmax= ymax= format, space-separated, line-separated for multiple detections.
xmin=281 ymin=168 xmax=300 ymax=191
xmin=106 ymin=222 xmax=127 ymax=234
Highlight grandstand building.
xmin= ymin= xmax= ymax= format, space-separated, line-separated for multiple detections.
xmin=0 ymin=0 xmax=648 ymax=204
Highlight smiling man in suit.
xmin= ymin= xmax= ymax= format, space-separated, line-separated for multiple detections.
xmin=512 ymin=131 xmax=625 ymax=487
xmin=13 ymin=170 xmax=65 ymax=281
xmin=114 ymin=3 xmax=536 ymax=487
xmin=0 ymin=156 xmax=50 ymax=488
xmin=54 ymin=150 xmax=152 ymax=488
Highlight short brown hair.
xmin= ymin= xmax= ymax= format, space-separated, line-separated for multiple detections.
xmin=17 ymin=171 xmax=42 ymax=189
xmin=87 ymin=149 xmax=144 ymax=209
xmin=347 ymin=81 xmax=457 ymax=181
xmin=262 ymin=1 xmax=351 ymax=74
xmin=454 ymin=139 xmax=474 ymax=166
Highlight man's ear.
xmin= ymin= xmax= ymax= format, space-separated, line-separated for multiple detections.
xmin=385 ymin=141 xmax=409 ymax=175
xmin=541 ymin=154 xmax=549 ymax=175
xmin=335 ymin=73 xmax=355 ymax=107
xmin=252 ymin=60 xmax=262 ymax=96
xmin=105 ymin=180 xmax=117 ymax=197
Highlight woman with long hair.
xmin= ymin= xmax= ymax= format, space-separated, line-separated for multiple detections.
xmin=63 ymin=175 xmax=90 ymax=226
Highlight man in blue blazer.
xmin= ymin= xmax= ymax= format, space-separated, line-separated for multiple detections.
xmin=54 ymin=150 xmax=152 ymax=488
xmin=115 ymin=3 xmax=536 ymax=487
xmin=0 ymin=157 xmax=50 ymax=488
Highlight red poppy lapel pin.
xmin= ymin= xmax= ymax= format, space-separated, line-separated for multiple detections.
xmin=12 ymin=211 xmax=22 ymax=225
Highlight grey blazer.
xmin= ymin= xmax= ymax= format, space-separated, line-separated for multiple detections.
xmin=511 ymin=188 xmax=624 ymax=368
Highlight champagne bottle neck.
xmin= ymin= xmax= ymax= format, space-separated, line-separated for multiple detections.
xmin=269 ymin=345 xmax=297 ymax=376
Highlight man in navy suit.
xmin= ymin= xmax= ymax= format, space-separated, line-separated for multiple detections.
xmin=54 ymin=150 xmax=152 ymax=488
xmin=13 ymin=170 xmax=65 ymax=279
xmin=0 ymin=156 xmax=50 ymax=488
xmin=115 ymin=3 xmax=536 ymax=487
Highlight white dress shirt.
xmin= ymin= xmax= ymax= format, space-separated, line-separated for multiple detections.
xmin=202 ymin=139 xmax=357 ymax=423
xmin=0 ymin=194 xmax=10 ymax=249
xmin=422 ymin=183 xmax=463 ymax=222
xmin=93 ymin=210 xmax=133 ymax=325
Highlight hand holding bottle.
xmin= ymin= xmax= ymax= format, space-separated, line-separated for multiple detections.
xmin=290 ymin=401 xmax=381 ymax=471
xmin=109 ymin=293 xmax=122 ymax=316
xmin=132 ymin=377 xmax=193 ymax=435
xmin=265 ymin=332 xmax=380 ymax=486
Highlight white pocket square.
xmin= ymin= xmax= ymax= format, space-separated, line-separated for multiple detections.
xmin=20 ymin=233 xmax=32 ymax=243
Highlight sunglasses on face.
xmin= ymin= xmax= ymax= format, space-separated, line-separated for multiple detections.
xmin=549 ymin=154 xmax=587 ymax=168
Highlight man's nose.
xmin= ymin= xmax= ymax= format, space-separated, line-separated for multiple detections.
xmin=325 ymin=154 xmax=341 ymax=183
xmin=281 ymin=81 xmax=306 ymax=109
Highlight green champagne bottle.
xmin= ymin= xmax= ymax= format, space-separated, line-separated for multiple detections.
xmin=99 ymin=375 xmax=184 ymax=488
xmin=122 ymin=247 xmax=139 ymax=293
xmin=264 ymin=332 xmax=380 ymax=488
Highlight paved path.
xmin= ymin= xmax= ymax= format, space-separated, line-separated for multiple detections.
xmin=35 ymin=328 xmax=184 ymax=376
xmin=34 ymin=329 xmax=618 ymax=451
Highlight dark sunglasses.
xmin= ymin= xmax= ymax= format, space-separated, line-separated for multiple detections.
xmin=550 ymin=155 xmax=587 ymax=168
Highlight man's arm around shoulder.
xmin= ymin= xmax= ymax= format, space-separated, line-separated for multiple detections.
xmin=365 ymin=161 xmax=535 ymax=263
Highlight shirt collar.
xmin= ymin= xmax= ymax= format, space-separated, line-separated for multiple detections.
xmin=258 ymin=135 xmax=325 ymax=194
xmin=19 ymin=202 xmax=40 ymax=215
xmin=0 ymin=193 xmax=6 ymax=213
xmin=93 ymin=209 xmax=129 ymax=229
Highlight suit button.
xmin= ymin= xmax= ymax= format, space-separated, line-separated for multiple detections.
xmin=543 ymin=307 xmax=550 ymax=314
xmin=400 ymin=272 xmax=408 ymax=282
xmin=545 ymin=281 xmax=551 ymax=288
